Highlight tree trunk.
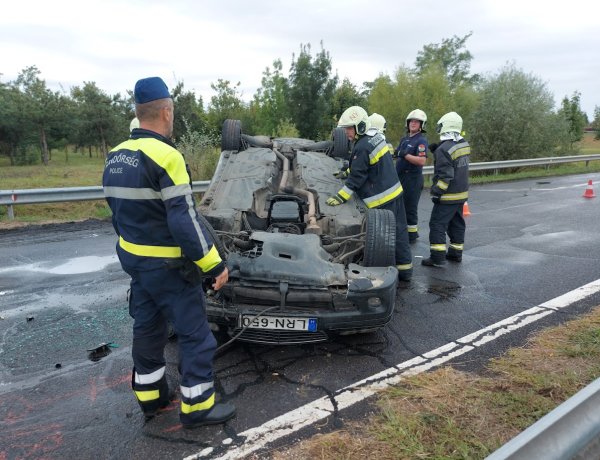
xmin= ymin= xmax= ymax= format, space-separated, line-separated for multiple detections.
xmin=9 ymin=145 xmax=16 ymax=166
xmin=99 ymin=127 xmax=108 ymax=157
xmin=88 ymin=145 xmax=92 ymax=158
xmin=40 ymin=127 xmax=49 ymax=166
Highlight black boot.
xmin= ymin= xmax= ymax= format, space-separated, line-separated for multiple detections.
xmin=397 ymin=266 xmax=412 ymax=283
xmin=422 ymin=252 xmax=446 ymax=267
xmin=446 ymin=251 xmax=462 ymax=263
xmin=182 ymin=401 xmax=236 ymax=429
xmin=409 ymin=232 xmax=419 ymax=244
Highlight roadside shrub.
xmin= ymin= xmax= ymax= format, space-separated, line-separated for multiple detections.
xmin=176 ymin=118 xmax=220 ymax=180
xmin=14 ymin=144 xmax=40 ymax=166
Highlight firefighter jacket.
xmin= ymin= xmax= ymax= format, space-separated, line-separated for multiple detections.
xmin=431 ymin=138 xmax=470 ymax=204
xmin=102 ymin=128 xmax=225 ymax=275
xmin=338 ymin=131 xmax=403 ymax=208
xmin=395 ymin=132 xmax=428 ymax=175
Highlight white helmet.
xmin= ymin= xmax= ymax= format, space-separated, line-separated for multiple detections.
xmin=436 ymin=112 xmax=463 ymax=134
xmin=368 ymin=113 xmax=386 ymax=133
xmin=338 ymin=106 xmax=370 ymax=135
xmin=406 ymin=109 xmax=427 ymax=132
xmin=129 ymin=117 xmax=140 ymax=132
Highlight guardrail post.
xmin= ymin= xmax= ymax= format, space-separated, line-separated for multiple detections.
xmin=7 ymin=204 xmax=14 ymax=220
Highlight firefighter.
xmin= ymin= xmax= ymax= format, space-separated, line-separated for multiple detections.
xmin=102 ymin=77 xmax=235 ymax=428
xmin=129 ymin=117 xmax=140 ymax=132
xmin=327 ymin=106 xmax=413 ymax=282
xmin=368 ymin=113 xmax=387 ymax=134
xmin=422 ymin=111 xmax=470 ymax=267
xmin=395 ymin=109 xmax=428 ymax=243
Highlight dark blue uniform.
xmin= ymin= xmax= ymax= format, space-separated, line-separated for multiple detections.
xmin=395 ymin=132 xmax=428 ymax=242
xmin=103 ymin=128 xmax=225 ymax=425
xmin=337 ymin=130 xmax=412 ymax=280
xmin=428 ymin=138 xmax=471 ymax=264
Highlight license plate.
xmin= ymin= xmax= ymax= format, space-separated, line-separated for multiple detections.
xmin=239 ymin=315 xmax=317 ymax=332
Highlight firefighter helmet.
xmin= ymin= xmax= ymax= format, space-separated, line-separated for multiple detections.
xmin=436 ymin=112 xmax=463 ymax=134
xmin=368 ymin=113 xmax=387 ymax=133
xmin=406 ymin=109 xmax=427 ymax=132
xmin=129 ymin=117 xmax=140 ymax=132
xmin=338 ymin=106 xmax=370 ymax=135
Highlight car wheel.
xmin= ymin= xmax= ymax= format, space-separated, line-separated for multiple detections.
xmin=363 ymin=209 xmax=396 ymax=266
xmin=331 ymin=127 xmax=350 ymax=159
xmin=197 ymin=212 xmax=227 ymax=259
xmin=222 ymin=119 xmax=242 ymax=151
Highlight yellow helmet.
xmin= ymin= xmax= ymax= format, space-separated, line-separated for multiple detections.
xmin=368 ymin=113 xmax=386 ymax=133
xmin=338 ymin=106 xmax=370 ymax=135
xmin=436 ymin=112 xmax=463 ymax=134
xmin=129 ymin=117 xmax=140 ymax=132
xmin=406 ymin=109 xmax=427 ymax=132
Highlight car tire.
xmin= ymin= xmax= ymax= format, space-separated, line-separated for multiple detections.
xmin=331 ymin=127 xmax=350 ymax=159
xmin=222 ymin=119 xmax=242 ymax=151
xmin=197 ymin=212 xmax=227 ymax=259
xmin=363 ymin=209 xmax=396 ymax=267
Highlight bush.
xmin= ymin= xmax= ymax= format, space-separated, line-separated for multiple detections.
xmin=176 ymin=119 xmax=220 ymax=180
xmin=14 ymin=144 xmax=40 ymax=166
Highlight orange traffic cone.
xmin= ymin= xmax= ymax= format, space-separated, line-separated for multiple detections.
xmin=583 ymin=180 xmax=596 ymax=198
xmin=463 ymin=202 xmax=472 ymax=216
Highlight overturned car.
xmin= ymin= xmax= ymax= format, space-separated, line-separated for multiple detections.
xmin=198 ymin=120 xmax=398 ymax=345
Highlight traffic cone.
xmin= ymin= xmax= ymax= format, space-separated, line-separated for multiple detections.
xmin=583 ymin=180 xmax=596 ymax=198
xmin=463 ymin=201 xmax=472 ymax=216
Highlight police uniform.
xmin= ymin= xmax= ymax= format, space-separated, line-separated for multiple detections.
xmin=395 ymin=132 xmax=428 ymax=242
xmin=335 ymin=130 xmax=413 ymax=281
xmin=103 ymin=77 xmax=233 ymax=427
xmin=425 ymin=138 xmax=470 ymax=265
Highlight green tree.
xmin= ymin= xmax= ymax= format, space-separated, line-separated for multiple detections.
xmin=14 ymin=66 xmax=63 ymax=165
xmin=171 ymin=81 xmax=207 ymax=141
xmin=329 ymin=78 xmax=367 ymax=131
xmin=415 ymin=33 xmax=479 ymax=89
xmin=558 ymin=91 xmax=587 ymax=150
xmin=251 ymin=59 xmax=290 ymax=136
xmin=287 ymin=42 xmax=338 ymax=139
xmin=206 ymin=79 xmax=247 ymax=135
xmin=469 ymin=64 xmax=565 ymax=161
xmin=592 ymin=106 xmax=600 ymax=140
xmin=0 ymin=80 xmax=30 ymax=165
xmin=71 ymin=82 xmax=120 ymax=156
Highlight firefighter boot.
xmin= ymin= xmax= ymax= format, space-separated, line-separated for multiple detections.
xmin=181 ymin=400 xmax=236 ymax=429
xmin=421 ymin=251 xmax=446 ymax=267
xmin=131 ymin=370 xmax=173 ymax=420
xmin=397 ymin=266 xmax=412 ymax=283
xmin=446 ymin=246 xmax=463 ymax=263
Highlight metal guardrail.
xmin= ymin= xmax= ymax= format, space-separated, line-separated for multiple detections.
xmin=485 ymin=377 xmax=600 ymax=460
xmin=0 ymin=181 xmax=210 ymax=220
xmin=2 ymin=154 xmax=600 ymax=220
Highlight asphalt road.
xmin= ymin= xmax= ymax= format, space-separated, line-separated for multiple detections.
xmin=2 ymin=173 xmax=600 ymax=459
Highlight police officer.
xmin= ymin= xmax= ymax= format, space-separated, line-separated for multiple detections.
xmin=422 ymin=111 xmax=470 ymax=267
xmin=327 ymin=106 xmax=413 ymax=282
xmin=102 ymin=77 xmax=235 ymax=428
xmin=395 ymin=109 xmax=428 ymax=243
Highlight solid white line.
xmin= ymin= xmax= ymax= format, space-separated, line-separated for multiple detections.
xmin=187 ymin=278 xmax=600 ymax=460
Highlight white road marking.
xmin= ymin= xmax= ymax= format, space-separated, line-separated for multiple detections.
xmin=476 ymin=181 xmax=589 ymax=192
xmin=186 ymin=278 xmax=600 ymax=460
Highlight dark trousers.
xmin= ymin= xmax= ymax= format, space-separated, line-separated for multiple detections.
xmin=379 ymin=196 xmax=412 ymax=278
xmin=124 ymin=265 xmax=216 ymax=392
xmin=428 ymin=202 xmax=465 ymax=260
xmin=399 ymin=171 xmax=424 ymax=238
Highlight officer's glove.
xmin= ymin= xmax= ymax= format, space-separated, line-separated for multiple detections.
xmin=326 ymin=193 xmax=347 ymax=206
xmin=429 ymin=143 xmax=439 ymax=153
xmin=333 ymin=170 xmax=349 ymax=179
xmin=430 ymin=184 xmax=444 ymax=196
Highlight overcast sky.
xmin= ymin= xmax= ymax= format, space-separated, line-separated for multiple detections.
xmin=1 ymin=0 xmax=599 ymax=118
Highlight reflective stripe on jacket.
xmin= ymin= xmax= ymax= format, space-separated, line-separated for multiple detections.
xmin=341 ymin=132 xmax=403 ymax=208
xmin=432 ymin=139 xmax=470 ymax=204
xmin=102 ymin=129 xmax=224 ymax=274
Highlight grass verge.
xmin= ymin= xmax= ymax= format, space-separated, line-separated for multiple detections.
xmin=270 ymin=307 xmax=600 ymax=460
